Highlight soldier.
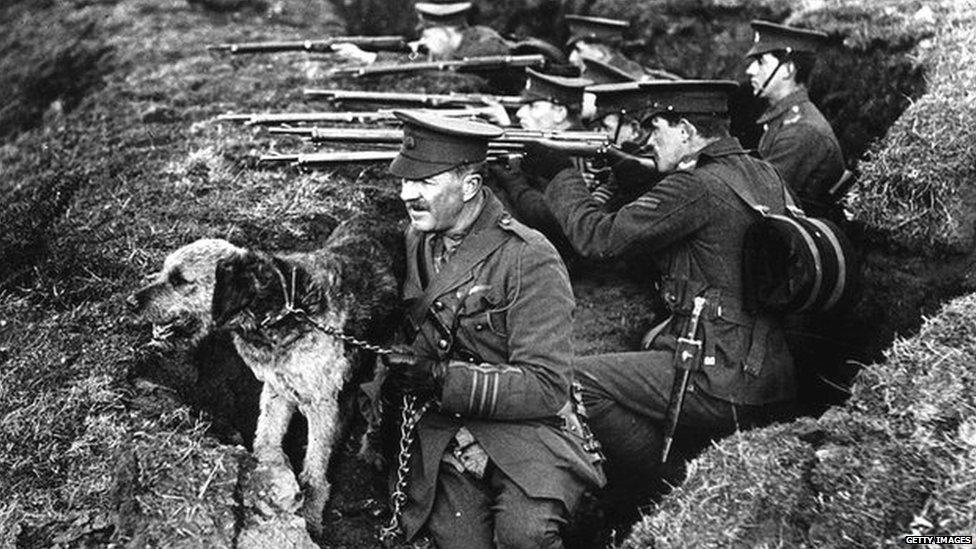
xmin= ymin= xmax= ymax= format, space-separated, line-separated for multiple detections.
xmin=520 ymin=80 xmax=797 ymax=510
xmin=382 ymin=110 xmax=604 ymax=548
xmin=745 ymin=20 xmax=845 ymax=218
xmin=566 ymin=15 xmax=674 ymax=83
xmin=333 ymin=1 xmax=510 ymax=63
xmin=488 ymin=69 xmax=596 ymax=255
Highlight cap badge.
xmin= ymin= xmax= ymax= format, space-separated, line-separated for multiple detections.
xmin=404 ymin=136 xmax=416 ymax=150
xmin=754 ymin=31 xmax=760 ymax=43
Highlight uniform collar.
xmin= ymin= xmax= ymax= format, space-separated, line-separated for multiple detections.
xmin=695 ymin=136 xmax=749 ymax=160
xmin=403 ymin=189 xmax=510 ymax=315
xmin=757 ymin=88 xmax=809 ymax=124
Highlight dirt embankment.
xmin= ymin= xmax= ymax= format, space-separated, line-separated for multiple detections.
xmin=1 ymin=0 xmax=971 ymax=548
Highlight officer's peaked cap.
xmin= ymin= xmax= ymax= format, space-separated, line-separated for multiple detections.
xmin=746 ymin=20 xmax=828 ymax=58
xmin=415 ymin=2 xmax=473 ymax=26
xmin=638 ymin=80 xmax=739 ymax=122
xmin=389 ymin=110 xmax=503 ymax=180
xmin=521 ymin=68 xmax=592 ymax=110
xmin=565 ymin=14 xmax=629 ymax=47
xmin=580 ymin=55 xmax=639 ymax=84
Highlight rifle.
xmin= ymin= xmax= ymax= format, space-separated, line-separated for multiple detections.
xmin=216 ymin=107 xmax=495 ymax=126
xmin=661 ymin=296 xmax=706 ymax=463
xmin=259 ymin=150 xmax=522 ymax=167
xmin=326 ymin=54 xmax=546 ymax=78
xmin=269 ymin=126 xmax=609 ymax=147
xmin=304 ymin=89 xmax=525 ymax=109
xmin=206 ymin=35 xmax=408 ymax=54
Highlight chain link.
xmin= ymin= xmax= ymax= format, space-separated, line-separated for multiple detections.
xmin=254 ymin=274 xmax=427 ymax=544
xmin=379 ymin=395 xmax=432 ymax=545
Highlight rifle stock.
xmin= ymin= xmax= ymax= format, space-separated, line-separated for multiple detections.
xmin=327 ymin=54 xmax=546 ymax=78
xmin=304 ymin=89 xmax=525 ymax=109
xmin=207 ymin=35 xmax=407 ymax=54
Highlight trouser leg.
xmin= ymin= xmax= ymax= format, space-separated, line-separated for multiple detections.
xmin=426 ymin=462 xmax=494 ymax=549
xmin=490 ymin=466 xmax=568 ymax=549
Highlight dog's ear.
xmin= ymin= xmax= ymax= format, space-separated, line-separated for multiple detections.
xmin=212 ymin=252 xmax=257 ymax=327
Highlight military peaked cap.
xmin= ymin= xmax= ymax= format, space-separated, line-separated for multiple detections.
xmin=746 ymin=20 xmax=828 ymax=57
xmin=565 ymin=14 xmax=629 ymax=47
xmin=415 ymin=2 xmax=473 ymax=27
xmin=637 ymin=80 xmax=739 ymax=121
xmin=521 ymin=68 xmax=592 ymax=110
xmin=588 ymin=82 xmax=650 ymax=119
xmin=581 ymin=55 xmax=638 ymax=84
xmin=389 ymin=110 xmax=502 ymax=180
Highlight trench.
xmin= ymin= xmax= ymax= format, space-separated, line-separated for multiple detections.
xmin=128 ymin=1 xmax=954 ymax=546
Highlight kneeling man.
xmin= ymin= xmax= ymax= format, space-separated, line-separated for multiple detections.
xmin=383 ymin=110 xmax=605 ymax=548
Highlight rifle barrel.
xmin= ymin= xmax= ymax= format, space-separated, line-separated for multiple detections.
xmin=207 ymin=35 xmax=407 ymax=54
xmin=327 ymin=54 xmax=546 ymax=78
xmin=305 ymin=89 xmax=525 ymax=109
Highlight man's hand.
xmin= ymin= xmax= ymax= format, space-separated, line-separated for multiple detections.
xmin=330 ymin=43 xmax=378 ymax=64
xmin=521 ymin=140 xmax=574 ymax=185
xmin=602 ymin=142 xmax=659 ymax=195
xmin=382 ymin=344 xmax=444 ymax=400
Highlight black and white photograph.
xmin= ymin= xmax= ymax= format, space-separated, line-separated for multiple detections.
xmin=1 ymin=0 xmax=973 ymax=547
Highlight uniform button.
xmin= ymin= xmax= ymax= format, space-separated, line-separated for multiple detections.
xmin=454 ymin=413 xmax=461 ymax=418
xmin=500 ymin=217 xmax=510 ymax=225
xmin=437 ymin=339 xmax=449 ymax=350
xmin=467 ymin=356 xmax=476 ymax=363
xmin=433 ymin=301 xmax=444 ymax=311
xmin=474 ymin=323 xmax=485 ymax=331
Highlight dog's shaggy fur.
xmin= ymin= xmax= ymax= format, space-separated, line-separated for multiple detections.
xmin=130 ymin=214 xmax=404 ymax=533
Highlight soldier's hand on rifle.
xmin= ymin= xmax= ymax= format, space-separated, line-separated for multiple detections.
xmin=382 ymin=344 xmax=445 ymax=400
xmin=521 ymin=140 xmax=574 ymax=186
xmin=600 ymin=141 xmax=660 ymax=195
xmin=480 ymin=98 xmax=512 ymax=127
xmin=331 ymin=43 xmax=378 ymax=64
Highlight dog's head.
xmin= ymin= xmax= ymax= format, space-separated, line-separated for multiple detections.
xmin=212 ymin=251 xmax=304 ymax=330
xmin=128 ymin=238 xmax=245 ymax=346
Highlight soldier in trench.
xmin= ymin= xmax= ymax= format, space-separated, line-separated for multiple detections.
xmin=514 ymin=79 xmax=800 ymax=516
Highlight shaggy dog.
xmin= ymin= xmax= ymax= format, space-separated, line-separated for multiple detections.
xmin=129 ymin=214 xmax=404 ymax=534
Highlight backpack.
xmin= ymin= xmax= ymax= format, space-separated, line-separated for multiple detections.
xmin=724 ymin=176 xmax=860 ymax=314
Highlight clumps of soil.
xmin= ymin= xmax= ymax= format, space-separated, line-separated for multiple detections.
xmin=623 ymin=290 xmax=976 ymax=547
xmin=851 ymin=4 xmax=976 ymax=254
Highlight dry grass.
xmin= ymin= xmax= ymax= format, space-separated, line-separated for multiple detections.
xmin=624 ymin=290 xmax=976 ymax=548
xmin=850 ymin=2 xmax=976 ymax=253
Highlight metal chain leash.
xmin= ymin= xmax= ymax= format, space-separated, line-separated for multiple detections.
xmin=379 ymin=394 xmax=433 ymax=546
xmin=258 ymin=263 xmax=432 ymax=544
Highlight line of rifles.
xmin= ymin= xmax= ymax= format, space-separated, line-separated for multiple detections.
xmin=209 ymin=34 xmax=617 ymax=169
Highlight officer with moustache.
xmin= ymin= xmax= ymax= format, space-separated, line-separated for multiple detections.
xmin=382 ymin=110 xmax=604 ymax=548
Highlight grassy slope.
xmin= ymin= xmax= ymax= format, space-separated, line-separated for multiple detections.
xmin=850 ymin=1 xmax=976 ymax=253
xmin=0 ymin=0 xmax=401 ymax=546
xmin=0 ymin=1 xmax=651 ymax=546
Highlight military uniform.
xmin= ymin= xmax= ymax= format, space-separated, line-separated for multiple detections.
xmin=757 ymin=89 xmax=843 ymax=218
xmin=387 ymin=111 xmax=604 ymax=548
xmin=747 ymin=20 xmax=845 ymax=218
xmin=488 ymin=69 xmax=600 ymax=257
xmin=536 ymin=81 xmax=796 ymax=506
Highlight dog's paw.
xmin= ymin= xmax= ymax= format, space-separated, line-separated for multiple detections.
xmin=248 ymin=462 xmax=303 ymax=516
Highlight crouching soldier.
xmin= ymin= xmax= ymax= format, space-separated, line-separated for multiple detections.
xmin=521 ymin=80 xmax=798 ymax=512
xmin=382 ymin=110 xmax=605 ymax=548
